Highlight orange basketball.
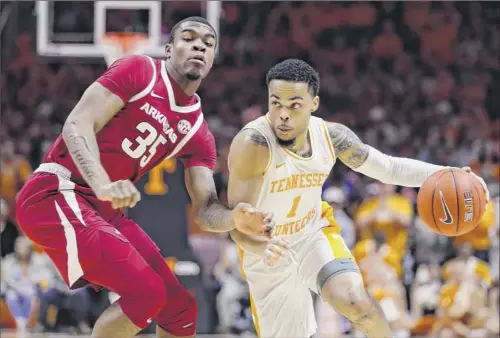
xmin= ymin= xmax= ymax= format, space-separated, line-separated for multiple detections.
xmin=417 ymin=168 xmax=486 ymax=236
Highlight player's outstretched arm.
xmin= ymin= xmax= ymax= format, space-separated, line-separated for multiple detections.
xmin=326 ymin=122 xmax=448 ymax=187
xmin=62 ymin=82 xmax=124 ymax=191
xmin=184 ymin=164 xmax=274 ymax=236
xmin=184 ymin=165 xmax=234 ymax=232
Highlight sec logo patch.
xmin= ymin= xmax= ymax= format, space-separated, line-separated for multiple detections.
xmin=177 ymin=120 xmax=191 ymax=134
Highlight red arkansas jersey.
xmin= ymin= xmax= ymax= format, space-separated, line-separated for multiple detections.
xmin=44 ymin=54 xmax=216 ymax=186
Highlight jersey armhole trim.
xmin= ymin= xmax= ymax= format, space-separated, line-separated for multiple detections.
xmin=240 ymin=127 xmax=273 ymax=176
xmin=129 ymin=55 xmax=156 ymax=103
xmin=322 ymin=121 xmax=336 ymax=164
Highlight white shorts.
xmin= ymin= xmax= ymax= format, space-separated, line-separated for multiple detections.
xmin=238 ymin=226 xmax=357 ymax=337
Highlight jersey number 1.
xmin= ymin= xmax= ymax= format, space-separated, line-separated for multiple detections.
xmin=286 ymin=195 xmax=302 ymax=218
xmin=122 ymin=122 xmax=167 ymax=168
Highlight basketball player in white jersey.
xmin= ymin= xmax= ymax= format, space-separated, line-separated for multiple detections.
xmin=226 ymin=59 xmax=490 ymax=338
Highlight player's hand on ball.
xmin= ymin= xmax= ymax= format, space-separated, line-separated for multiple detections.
xmin=461 ymin=167 xmax=490 ymax=203
xmin=232 ymin=203 xmax=275 ymax=238
xmin=96 ymin=180 xmax=141 ymax=209
xmin=263 ymin=237 xmax=291 ymax=267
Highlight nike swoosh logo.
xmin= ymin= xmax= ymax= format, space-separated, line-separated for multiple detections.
xmin=276 ymin=163 xmax=286 ymax=169
xmin=151 ymin=91 xmax=165 ymax=99
xmin=439 ymin=190 xmax=453 ymax=224
xmin=182 ymin=323 xmax=193 ymax=328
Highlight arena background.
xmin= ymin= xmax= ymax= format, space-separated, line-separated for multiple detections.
xmin=0 ymin=1 xmax=499 ymax=337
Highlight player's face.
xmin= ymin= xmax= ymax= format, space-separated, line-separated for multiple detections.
xmin=167 ymin=21 xmax=216 ymax=82
xmin=267 ymin=80 xmax=319 ymax=145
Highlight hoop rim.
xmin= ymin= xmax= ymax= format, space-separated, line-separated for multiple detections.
xmin=100 ymin=32 xmax=151 ymax=65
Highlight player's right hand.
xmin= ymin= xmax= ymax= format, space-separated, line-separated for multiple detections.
xmin=96 ymin=180 xmax=141 ymax=209
xmin=232 ymin=203 xmax=275 ymax=238
xmin=263 ymin=237 xmax=291 ymax=267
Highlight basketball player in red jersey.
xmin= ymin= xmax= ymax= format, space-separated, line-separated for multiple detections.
xmin=16 ymin=17 xmax=273 ymax=338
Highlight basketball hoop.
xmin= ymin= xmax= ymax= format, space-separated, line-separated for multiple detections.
xmin=100 ymin=32 xmax=150 ymax=66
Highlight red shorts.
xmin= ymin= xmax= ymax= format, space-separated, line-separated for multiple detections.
xmin=16 ymin=165 xmax=196 ymax=333
xmin=16 ymin=170 xmax=157 ymax=289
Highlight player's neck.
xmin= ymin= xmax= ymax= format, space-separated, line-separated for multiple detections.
xmin=285 ymin=130 xmax=311 ymax=156
xmin=165 ymin=60 xmax=201 ymax=97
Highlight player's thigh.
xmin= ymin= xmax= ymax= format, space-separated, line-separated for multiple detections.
xmin=17 ymin=179 xmax=161 ymax=294
xmin=111 ymin=217 xmax=188 ymax=297
xmin=111 ymin=216 xmax=163 ymax=266
xmin=298 ymin=226 xmax=360 ymax=294
xmin=16 ymin=180 xmax=112 ymax=287
xmin=241 ymin=254 xmax=316 ymax=337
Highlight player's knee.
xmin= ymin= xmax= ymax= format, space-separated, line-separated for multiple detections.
xmin=321 ymin=270 xmax=374 ymax=323
xmin=157 ymin=287 xmax=197 ymax=336
xmin=116 ymin=271 xmax=167 ymax=329
xmin=137 ymin=273 xmax=167 ymax=318
xmin=317 ymin=258 xmax=360 ymax=295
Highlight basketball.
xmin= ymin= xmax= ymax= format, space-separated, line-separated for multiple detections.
xmin=417 ymin=168 xmax=487 ymax=236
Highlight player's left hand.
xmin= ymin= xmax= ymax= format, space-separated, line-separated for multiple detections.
xmin=232 ymin=203 xmax=275 ymax=238
xmin=263 ymin=237 xmax=291 ymax=267
xmin=461 ymin=167 xmax=490 ymax=203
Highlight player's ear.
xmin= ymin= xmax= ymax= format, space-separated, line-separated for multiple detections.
xmin=311 ymin=96 xmax=320 ymax=113
xmin=165 ymin=43 xmax=172 ymax=59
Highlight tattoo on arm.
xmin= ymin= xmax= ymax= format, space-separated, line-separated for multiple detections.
xmin=67 ymin=134 xmax=97 ymax=179
xmin=187 ymin=167 xmax=235 ymax=233
xmin=63 ymin=120 xmax=111 ymax=189
xmin=248 ymin=130 xmax=269 ymax=147
xmin=328 ymin=123 xmax=369 ymax=169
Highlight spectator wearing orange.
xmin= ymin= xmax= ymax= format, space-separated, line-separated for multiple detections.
xmin=403 ymin=1 xmax=430 ymax=36
xmin=0 ymin=140 xmax=32 ymax=221
xmin=347 ymin=2 xmax=376 ymax=28
xmin=420 ymin=11 xmax=458 ymax=66
xmin=371 ymin=20 xmax=403 ymax=60
xmin=355 ymin=183 xmax=414 ymax=258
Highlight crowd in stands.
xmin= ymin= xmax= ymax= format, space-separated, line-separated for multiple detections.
xmin=1 ymin=1 xmax=499 ymax=336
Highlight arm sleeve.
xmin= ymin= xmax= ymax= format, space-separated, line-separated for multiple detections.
xmin=353 ymin=145 xmax=449 ymax=187
xmin=178 ymin=122 xmax=217 ymax=170
xmin=95 ymin=54 xmax=153 ymax=103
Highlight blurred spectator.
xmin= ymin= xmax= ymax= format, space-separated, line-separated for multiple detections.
xmin=410 ymin=263 xmax=442 ymax=337
xmin=490 ymin=196 xmax=500 ymax=282
xmin=214 ymin=237 xmax=252 ymax=334
xmin=1 ymin=237 xmax=52 ymax=332
xmin=0 ymin=139 xmax=32 ymax=221
xmin=412 ymin=216 xmax=451 ymax=267
xmin=372 ymin=20 xmax=403 ymax=60
xmin=0 ymin=197 xmax=19 ymax=257
xmin=453 ymin=197 xmax=496 ymax=262
xmin=38 ymin=272 xmax=92 ymax=334
xmin=355 ymin=184 xmax=414 ymax=258
xmin=434 ymin=244 xmax=492 ymax=337
xmin=322 ymin=186 xmax=356 ymax=248
xmin=0 ymin=199 xmax=7 ymax=234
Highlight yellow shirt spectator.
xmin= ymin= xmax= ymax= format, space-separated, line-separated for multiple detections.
xmin=1 ymin=157 xmax=31 ymax=202
xmin=353 ymin=238 xmax=403 ymax=278
xmin=355 ymin=189 xmax=413 ymax=257
xmin=0 ymin=151 xmax=32 ymax=221
xmin=453 ymin=203 xmax=495 ymax=251
xmin=443 ymin=257 xmax=492 ymax=287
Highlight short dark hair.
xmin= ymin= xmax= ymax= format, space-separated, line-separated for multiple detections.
xmin=266 ymin=59 xmax=320 ymax=96
xmin=167 ymin=16 xmax=216 ymax=44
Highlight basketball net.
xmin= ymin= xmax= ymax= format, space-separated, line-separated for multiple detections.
xmin=100 ymin=32 xmax=150 ymax=66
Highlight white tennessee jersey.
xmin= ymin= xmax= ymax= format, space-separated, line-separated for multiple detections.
xmin=242 ymin=115 xmax=336 ymax=241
